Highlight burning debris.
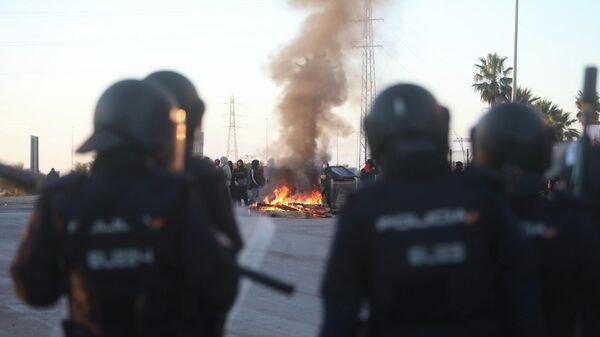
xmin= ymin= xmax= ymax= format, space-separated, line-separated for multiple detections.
xmin=267 ymin=0 xmax=363 ymax=201
xmin=250 ymin=184 xmax=333 ymax=218
xmin=258 ymin=0 xmax=385 ymax=217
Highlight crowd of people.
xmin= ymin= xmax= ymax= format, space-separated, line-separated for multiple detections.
xmin=205 ymin=156 xmax=380 ymax=208
xmin=8 ymin=70 xmax=600 ymax=337
xmin=204 ymin=156 xmax=267 ymax=206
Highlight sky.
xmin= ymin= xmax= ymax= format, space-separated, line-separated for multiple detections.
xmin=1 ymin=0 xmax=599 ymax=173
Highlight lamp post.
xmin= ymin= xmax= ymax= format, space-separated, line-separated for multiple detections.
xmin=511 ymin=0 xmax=519 ymax=102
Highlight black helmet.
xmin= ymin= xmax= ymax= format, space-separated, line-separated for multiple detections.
xmin=77 ymin=79 xmax=175 ymax=157
xmin=365 ymin=84 xmax=449 ymax=162
xmin=144 ymin=71 xmax=205 ymax=145
xmin=472 ymin=103 xmax=553 ymax=174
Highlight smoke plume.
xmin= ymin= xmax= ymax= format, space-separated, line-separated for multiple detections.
xmin=270 ymin=0 xmax=379 ymax=189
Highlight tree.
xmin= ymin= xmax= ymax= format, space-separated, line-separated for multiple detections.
xmin=535 ymin=99 xmax=580 ymax=141
xmin=507 ymin=87 xmax=540 ymax=106
xmin=575 ymin=90 xmax=600 ymax=123
xmin=472 ymin=53 xmax=513 ymax=106
xmin=74 ymin=162 xmax=92 ymax=175
xmin=0 ymin=163 xmax=27 ymax=196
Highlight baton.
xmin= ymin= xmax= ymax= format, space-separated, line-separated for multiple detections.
xmin=238 ymin=265 xmax=295 ymax=295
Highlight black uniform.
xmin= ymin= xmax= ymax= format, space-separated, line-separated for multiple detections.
xmin=11 ymin=151 xmax=238 ymax=337
xmin=508 ymin=186 xmax=600 ymax=337
xmin=320 ymin=167 xmax=544 ymax=337
xmin=472 ymin=102 xmax=600 ymax=337
xmin=183 ymin=156 xmax=243 ymax=337
xmin=186 ymin=156 xmax=243 ymax=253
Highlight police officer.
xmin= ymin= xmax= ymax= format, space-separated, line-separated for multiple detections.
xmin=319 ymin=84 xmax=544 ymax=337
xmin=144 ymin=71 xmax=242 ymax=337
xmin=472 ymin=103 xmax=600 ymax=337
xmin=144 ymin=71 xmax=243 ymax=254
xmin=11 ymin=79 xmax=237 ymax=337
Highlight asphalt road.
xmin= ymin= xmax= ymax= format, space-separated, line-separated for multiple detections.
xmin=0 ymin=196 xmax=336 ymax=337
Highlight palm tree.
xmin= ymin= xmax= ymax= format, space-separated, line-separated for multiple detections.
xmin=472 ymin=53 xmax=513 ymax=106
xmin=510 ymin=87 xmax=539 ymax=106
xmin=575 ymin=90 xmax=600 ymax=123
xmin=535 ymin=99 xmax=580 ymax=141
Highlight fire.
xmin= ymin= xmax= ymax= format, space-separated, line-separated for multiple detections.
xmin=262 ymin=185 xmax=322 ymax=206
xmin=251 ymin=184 xmax=331 ymax=217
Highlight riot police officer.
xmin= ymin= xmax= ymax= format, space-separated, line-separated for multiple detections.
xmin=11 ymin=79 xmax=237 ymax=337
xmin=144 ymin=71 xmax=242 ymax=337
xmin=319 ymin=84 xmax=544 ymax=337
xmin=144 ymin=71 xmax=243 ymax=254
xmin=472 ymin=103 xmax=600 ymax=337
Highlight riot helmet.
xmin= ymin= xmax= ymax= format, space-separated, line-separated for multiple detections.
xmin=364 ymin=84 xmax=449 ymax=171
xmin=472 ymin=103 xmax=553 ymax=174
xmin=77 ymin=79 xmax=176 ymax=163
xmin=144 ymin=71 xmax=205 ymax=149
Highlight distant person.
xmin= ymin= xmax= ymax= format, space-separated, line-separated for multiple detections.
xmin=227 ymin=160 xmax=235 ymax=200
xmin=220 ymin=156 xmax=232 ymax=197
xmin=265 ymin=158 xmax=275 ymax=184
xmin=258 ymin=161 xmax=265 ymax=177
xmin=233 ymin=160 xmax=249 ymax=206
xmin=45 ymin=168 xmax=59 ymax=185
xmin=359 ymin=159 xmax=377 ymax=188
xmin=248 ymin=159 xmax=265 ymax=204
xmin=214 ymin=158 xmax=221 ymax=167
xmin=453 ymin=161 xmax=464 ymax=174
xmin=320 ymin=161 xmax=333 ymax=208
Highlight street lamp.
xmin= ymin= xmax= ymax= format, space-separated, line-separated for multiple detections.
xmin=511 ymin=0 xmax=519 ymax=103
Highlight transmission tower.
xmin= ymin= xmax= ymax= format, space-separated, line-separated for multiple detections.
xmin=226 ymin=94 xmax=239 ymax=160
xmin=357 ymin=0 xmax=381 ymax=169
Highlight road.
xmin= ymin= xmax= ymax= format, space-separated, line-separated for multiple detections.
xmin=0 ymin=196 xmax=336 ymax=337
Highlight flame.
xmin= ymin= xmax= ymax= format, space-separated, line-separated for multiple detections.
xmin=262 ymin=184 xmax=322 ymax=206
xmin=253 ymin=183 xmax=331 ymax=217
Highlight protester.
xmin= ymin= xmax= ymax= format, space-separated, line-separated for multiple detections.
xmin=233 ymin=159 xmax=249 ymax=206
xmin=320 ymin=84 xmax=544 ymax=337
xmin=319 ymin=161 xmax=333 ymax=209
xmin=220 ymin=156 xmax=232 ymax=197
xmin=227 ymin=160 xmax=235 ymax=201
xmin=248 ymin=159 xmax=265 ymax=204
xmin=11 ymin=79 xmax=237 ymax=337
xmin=453 ymin=160 xmax=464 ymax=173
xmin=264 ymin=158 xmax=275 ymax=185
xmin=359 ymin=159 xmax=377 ymax=188
xmin=214 ymin=158 xmax=221 ymax=167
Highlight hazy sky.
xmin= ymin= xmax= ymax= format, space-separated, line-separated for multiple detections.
xmin=1 ymin=0 xmax=599 ymax=173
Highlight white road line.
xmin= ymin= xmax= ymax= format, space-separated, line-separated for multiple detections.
xmin=227 ymin=215 xmax=276 ymax=324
